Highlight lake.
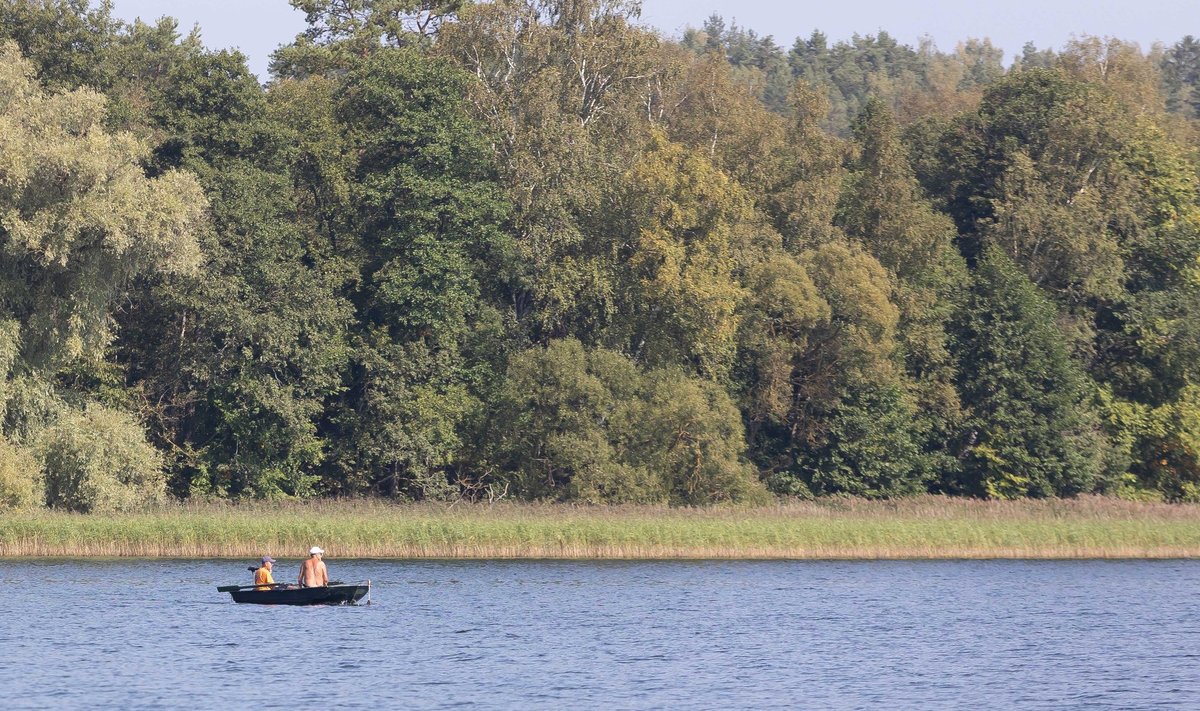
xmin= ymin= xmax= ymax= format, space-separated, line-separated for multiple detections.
xmin=1 ymin=559 xmax=1198 ymax=709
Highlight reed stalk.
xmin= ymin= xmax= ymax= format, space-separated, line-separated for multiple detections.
xmin=2 ymin=496 xmax=1199 ymax=559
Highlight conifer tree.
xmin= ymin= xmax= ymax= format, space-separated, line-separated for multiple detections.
xmin=951 ymin=248 xmax=1103 ymax=498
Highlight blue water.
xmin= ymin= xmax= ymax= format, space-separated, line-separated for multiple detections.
xmin=1 ymin=559 xmax=1199 ymax=709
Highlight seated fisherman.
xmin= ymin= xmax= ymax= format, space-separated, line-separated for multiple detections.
xmin=254 ymin=555 xmax=276 ymax=590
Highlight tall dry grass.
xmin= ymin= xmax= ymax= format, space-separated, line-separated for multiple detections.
xmin=2 ymin=496 xmax=1199 ymax=559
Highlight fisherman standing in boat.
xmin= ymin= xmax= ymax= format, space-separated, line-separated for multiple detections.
xmin=298 ymin=546 xmax=328 ymax=587
xmin=254 ymin=555 xmax=276 ymax=590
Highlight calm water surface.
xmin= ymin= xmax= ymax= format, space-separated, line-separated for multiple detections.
xmin=1 ymin=559 xmax=1199 ymax=709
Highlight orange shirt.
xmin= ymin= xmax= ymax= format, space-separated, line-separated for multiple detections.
xmin=254 ymin=567 xmax=274 ymax=590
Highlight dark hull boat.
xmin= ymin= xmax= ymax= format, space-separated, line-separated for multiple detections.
xmin=219 ymin=582 xmax=370 ymax=606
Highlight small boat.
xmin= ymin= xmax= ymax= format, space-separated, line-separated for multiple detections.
xmin=217 ymin=581 xmax=371 ymax=606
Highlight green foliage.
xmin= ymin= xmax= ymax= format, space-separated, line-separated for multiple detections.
xmin=952 ymin=249 xmax=1104 ymax=497
xmin=616 ymin=132 xmax=750 ymax=378
xmin=736 ymin=250 xmax=830 ymax=438
xmin=1103 ymin=384 xmax=1200 ymax=502
xmin=915 ymin=59 xmax=1200 ymax=500
xmin=1163 ymin=36 xmax=1200 ymax=118
xmin=839 ymin=99 xmax=959 ymax=281
xmin=740 ymin=239 xmax=929 ymax=499
xmin=0 ymin=0 xmax=123 ymax=89
xmin=838 ymin=98 xmax=967 ymax=489
xmin=4 ymin=3 xmax=1200 ymax=508
xmin=485 ymin=339 xmax=766 ymax=504
xmin=764 ymin=241 xmax=923 ymax=498
xmin=337 ymin=47 xmax=507 ymax=338
xmin=292 ymin=0 xmax=462 ymax=45
xmin=683 ymin=15 xmax=792 ymax=113
xmin=321 ymin=47 xmax=510 ymax=498
xmin=782 ymin=29 xmax=1000 ymax=135
xmin=565 ymin=430 xmax=666 ymax=505
xmin=40 ymin=402 xmax=165 ymax=513
xmin=804 ymin=376 xmax=926 ymax=498
xmin=1 ymin=375 xmax=62 ymax=447
xmin=437 ymin=0 xmax=656 ymax=342
xmin=120 ymin=162 xmax=352 ymax=500
xmin=927 ymin=67 xmax=1193 ymax=302
xmin=759 ymin=82 xmax=846 ymax=250
xmin=658 ymin=50 xmax=787 ymax=199
xmin=99 ymin=36 xmax=353 ymax=500
xmin=637 ymin=370 xmax=771 ymax=505
xmin=147 ymin=48 xmax=272 ymax=171
xmin=0 ymin=434 xmax=39 ymax=510
xmin=0 ymin=318 xmax=19 ymax=403
xmin=0 ymin=42 xmax=207 ymax=367
xmin=485 ymin=338 xmax=663 ymax=502
xmin=331 ymin=335 xmax=482 ymax=500
xmin=272 ymin=0 xmax=465 ymax=77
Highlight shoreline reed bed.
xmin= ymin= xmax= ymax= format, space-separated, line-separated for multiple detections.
xmin=2 ymin=496 xmax=1200 ymax=559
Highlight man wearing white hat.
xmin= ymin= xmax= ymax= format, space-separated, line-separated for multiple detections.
xmin=298 ymin=546 xmax=328 ymax=588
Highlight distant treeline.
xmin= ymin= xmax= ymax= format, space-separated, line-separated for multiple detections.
xmin=1 ymin=0 xmax=1199 ymax=511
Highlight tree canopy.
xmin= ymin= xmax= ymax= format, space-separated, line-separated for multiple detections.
xmin=2 ymin=0 xmax=1199 ymax=508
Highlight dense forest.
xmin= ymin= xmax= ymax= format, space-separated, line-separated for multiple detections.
xmin=1 ymin=0 xmax=1199 ymax=511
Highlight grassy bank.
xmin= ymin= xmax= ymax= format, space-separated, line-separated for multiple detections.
xmin=3 ymin=496 xmax=1200 ymax=559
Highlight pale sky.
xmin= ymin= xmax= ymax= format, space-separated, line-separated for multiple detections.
xmin=109 ymin=0 xmax=1200 ymax=79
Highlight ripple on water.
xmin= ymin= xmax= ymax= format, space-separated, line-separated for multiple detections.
xmin=1 ymin=559 xmax=1200 ymax=709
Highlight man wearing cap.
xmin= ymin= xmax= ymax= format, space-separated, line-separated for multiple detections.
xmin=254 ymin=556 xmax=276 ymax=590
xmin=298 ymin=546 xmax=328 ymax=588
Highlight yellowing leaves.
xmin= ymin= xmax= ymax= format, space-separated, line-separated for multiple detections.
xmin=0 ymin=42 xmax=208 ymax=366
xmin=801 ymin=241 xmax=899 ymax=350
xmin=621 ymin=132 xmax=752 ymax=378
xmin=744 ymin=254 xmax=830 ymax=334
xmin=0 ymin=45 xmax=205 ymax=270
